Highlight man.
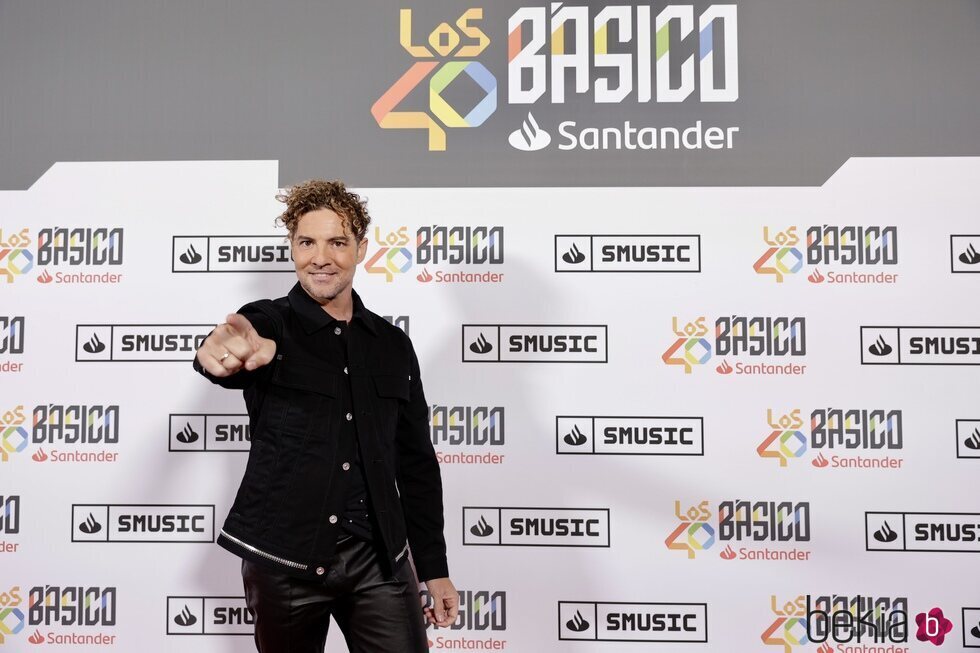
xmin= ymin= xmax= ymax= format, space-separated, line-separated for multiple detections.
xmin=192 ymin=179 xmax=457 ymax=652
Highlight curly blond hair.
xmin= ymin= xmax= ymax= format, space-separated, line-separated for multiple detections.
xmin=275 ymin=179 xmax=371 ymax=241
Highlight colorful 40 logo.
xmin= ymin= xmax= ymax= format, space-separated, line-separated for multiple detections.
xmin=372 ymin=9 xmax=497 ymax=151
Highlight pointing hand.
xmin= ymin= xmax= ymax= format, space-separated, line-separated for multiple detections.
xmin=196 ymin=313 xmax=276 ymax=377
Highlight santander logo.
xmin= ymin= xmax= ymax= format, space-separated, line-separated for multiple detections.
xmin=508 ymin=113 xmax=551 ymax=151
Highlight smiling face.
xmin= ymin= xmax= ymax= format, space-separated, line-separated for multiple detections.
xmin=291 ymin=208 xmax=367 ymax=306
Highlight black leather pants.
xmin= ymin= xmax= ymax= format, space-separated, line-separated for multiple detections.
xmin=242 ymin=536 xmax=429 ymax=652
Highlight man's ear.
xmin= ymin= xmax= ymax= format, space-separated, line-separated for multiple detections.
xmin=356 ymin=236 xmax=368 ymax=264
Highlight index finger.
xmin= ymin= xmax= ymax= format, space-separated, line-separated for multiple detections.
xmin=225 ymin=313 xmax=257 ymax=338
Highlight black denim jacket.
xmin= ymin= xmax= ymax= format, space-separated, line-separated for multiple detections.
xmin=192 ymin=283 xmax=448 ymax=581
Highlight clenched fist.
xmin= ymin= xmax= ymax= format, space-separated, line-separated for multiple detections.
xmin=196 ymin=313 xmax=277 ymax=377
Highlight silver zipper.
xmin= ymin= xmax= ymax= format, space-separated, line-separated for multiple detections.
xmin=395 ymin=541 xmax=409 ymax=562
xmin=221 ymin=529 xmax=308 ymax=570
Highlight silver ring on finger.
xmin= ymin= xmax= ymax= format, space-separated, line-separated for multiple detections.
xmin=219 ymin=351 xmax=231 ymax=362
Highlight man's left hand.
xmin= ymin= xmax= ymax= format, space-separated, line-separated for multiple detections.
xmin=423 ymin=577 xmax=458 ymax=627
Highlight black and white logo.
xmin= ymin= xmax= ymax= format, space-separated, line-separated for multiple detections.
xmin=73 ymin=504 xmax=215 ymax=543
xmin=962 ymin=607 xmax=980 ymax=648
xmin=556 ymin=416 xmax=703 ymax=455
xmin=169 ymin=414 xmax=250 ymax=452
xmin=166 ymin=596 xmax=253 ymax=635
xmin=861 ymin=326 xmax=980 ymax=365
xmin=951 ymin=235 xmax=980 ymax=273
xmin=866 ymin=511 xmax=980 ymax=552
xmin=555 ymin=235 xmax=700 ymax=273
xmin=462 ymin=325 xmax=608 ymax=363
xmin=558 ymin=601 xmax=707 ymax=642
xmin=957 ymin=420 xmax=980 ymax=459
xmin=462 ymin=507 xmax=610 ymax=547
xmin=76 ymin=324 xmax=213 ymax=362
xmin=172 ymin=235 xmax=292 ymax=273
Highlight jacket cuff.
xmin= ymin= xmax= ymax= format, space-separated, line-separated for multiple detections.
xmin=414 ymin=554 xmax=449 ymax=582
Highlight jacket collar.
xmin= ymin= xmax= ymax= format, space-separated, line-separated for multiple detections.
xmin=287 ymin=283 xmax=378 ymax=337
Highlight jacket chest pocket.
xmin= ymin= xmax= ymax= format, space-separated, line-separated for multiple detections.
xmin=266 ymin=357 xmax=339 ymax=438
xmin=372 ymin=374 xmax=410 ymax=441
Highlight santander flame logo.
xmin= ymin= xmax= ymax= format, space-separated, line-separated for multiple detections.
xmin=28 ymin=630 xmax=45 ymax=644
xmin=873 ymin=521 xmax=898 ymax=543
xmin=417 ymin=268 xmax=433 ymax=283
xmin=563 ymin=425 xmax=587 ymax=446
xmin=720 ymin=544 xmax=736 ymax=560
xmin=959 ymin=243 xmax=980 ymax=265
xmin=37 ymin=269 xmax=53 ymax=284
xmin=716 ymin=360 xmax=733 ymax=375
xmin=83 ymin=333 xmax=106 ymax=354
xmin=78 ymin=513 xmax=103 ymax=535
xmin=508 ymin=113 xmax=551 ymax=152
xmin=811 ymin=452 xmax=829 ymax=468
xmin=179 ymin=243 xmax=202 ymax=265
xmin=174 ymin=605 xmax=198 ymax=627
xmin=868 ymin=335 xmax=893 ymax=357
xmin=807 ymin=268 xmax=825 ymax=283
xmin=32 ymin=448 xmax=49 ymax=462
xmin=175 ymin=423 xmax=199 ymax=444
xmin=566 ymin=611 xmax=590 ymax=632
xmin=469 ymin=333 xmax=492 ymax=355
xmin=470 ymin=516 xmax=494 ymax=537
xmin=562 ymin=244 xmax=586 ymax=265
xmin=965 ymin=428 xmax=980 ymax=450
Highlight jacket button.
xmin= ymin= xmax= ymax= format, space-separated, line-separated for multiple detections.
xmin=334 ymin=327 xmax=342 ymax=335
xmin=346 ymin=412 xmax=353 ymax=421
xmin=343 ymin=367 xmax=348 ymax=375
xmin=315 ymin=566 xmax=325 ymax=576
xmin=342 ymin=462 xmax=351 ymax=471
xmin=329 ymin=515 xmax=338 ymax=524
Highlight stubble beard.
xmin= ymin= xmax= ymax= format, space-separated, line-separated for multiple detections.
xmin=299 ymin=270 xmax=352 ymax=305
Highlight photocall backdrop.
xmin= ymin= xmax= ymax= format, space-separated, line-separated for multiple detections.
xmin=2 ymin=1 xmax=980 ymax=652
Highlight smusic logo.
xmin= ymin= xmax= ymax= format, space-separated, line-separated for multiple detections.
xmin=72 ymin=505 xmax=215 ymax=543
xmin=462 ymin=324 xmax=607 ymax=363
xmin=76 ymin=324 xmax=213 ymax=362
xmin=556 ymin=416 xmax=703 ymax=456
xmin=171 ymin=235 xmax=292 ymax=273
xmin=951 ymin=235 xmax=980 ymax=273
xmin=169 ymin=414 xmax=250 ymax=452
xmin=554 ymin=235 xmax=700 ymax=273
xmin=558 ymin=601 xmax=707 ymax=643
xmin=166 ymin=596 xmax=253 ymax=635
xmin=866 ymin=511 xmax=980 ymax=553
xmin=462 ymin=507 xmax=609 ymax=547
xmin=861 ymin=326 xmax=980 ymax=365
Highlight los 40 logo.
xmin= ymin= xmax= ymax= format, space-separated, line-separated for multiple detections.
xmin=371 ymin=8 xmax=496 ymax=151
xmin=365 ymin=227 xmax=412 ymax=282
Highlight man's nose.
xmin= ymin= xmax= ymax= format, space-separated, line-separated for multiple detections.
xmin=310 ymin=244 xmax=334 ymax=266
